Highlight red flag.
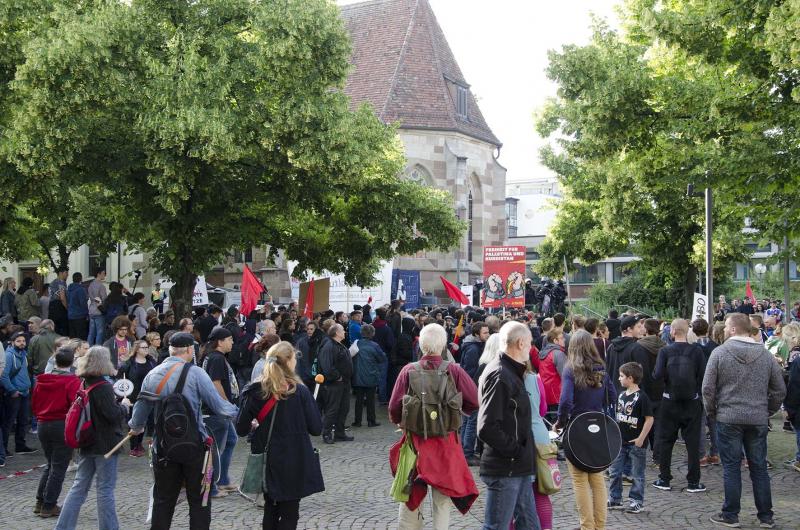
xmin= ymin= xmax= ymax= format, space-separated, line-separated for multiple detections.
xmin=745 ymin=279 xmax=756 ymax=306
xmin=303 ymin=279 xmax=315 ymax=319
xmin=440 ymin=276 xmax=469 ymax=305
xmin=367 ymin=296 xmax=373 ymax=304
xmin=240 ymin=265 xmax=265 ymax=319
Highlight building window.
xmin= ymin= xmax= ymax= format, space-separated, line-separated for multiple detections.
xmin=231 ymin=248 xmax=253 ymax=263
xmin=569 ymin=264 xmax=600 ymax=284
xmin=467 ymin=191 xmax=474 ymax=262
xmin=613 ymin=262 xmax=635 ymax=283
xmin=505 ymin=198 xmax=518 ymax=238
xmin=456 ymin=86 xmax=468 ymax=118
xmin=88 ymin=248 xmax=106 ymax=277
xmin=407 ymin=165 xmax=432 ymax=187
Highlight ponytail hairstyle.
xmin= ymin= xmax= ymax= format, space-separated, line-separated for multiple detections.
xmin=260 ymin=342 xmax=302 ymax=400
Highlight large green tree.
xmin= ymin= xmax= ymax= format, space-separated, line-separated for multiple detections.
xmin=536 ymin=1 xmax=800 ymax=313
xmin=4 ymin=0 xmax=462 ymax=315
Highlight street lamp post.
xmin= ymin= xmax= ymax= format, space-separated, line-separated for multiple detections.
xmin=688 ymin=184 xmax=713 ymax=300
xmin=455 ymin=204 xmax=467 ymax=286
xmin=754 ymin=262 xmax=767 ymax=302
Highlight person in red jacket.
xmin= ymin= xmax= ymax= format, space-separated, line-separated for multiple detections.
xmin=532 ymin=328 xmax=567 ymax=423
xmin=388 ymin=323 xmax=479 ymax=528
xmin=31 ymin=346 xmax=81 ymax=518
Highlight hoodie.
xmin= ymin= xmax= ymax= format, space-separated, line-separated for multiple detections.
xmin=31 ymin=371 xmax=81 ymax=421
xmin=1 ymin=344 xmax=31 ymax=395
xmin=606 ymin=336 xmax=649 ymax=394
xmin=637 ymin=334 xmax=665 ymax=402
xmin=459 ymin=335 xmax=484 ymax=380
xmin=702 ymin=337 xmax=786 ymax=426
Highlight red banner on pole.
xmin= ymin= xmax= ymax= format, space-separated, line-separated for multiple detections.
xmin=482 ymin=246 xmax=526 ymax=308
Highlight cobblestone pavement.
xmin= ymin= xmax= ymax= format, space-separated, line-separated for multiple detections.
xmin=1 ymin=405 xmax=799 ymax=529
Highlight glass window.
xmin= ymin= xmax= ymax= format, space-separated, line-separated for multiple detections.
xmin=569 ymin=264 xmax=600 ymax=284
xmin=231 ymin=248 xmax=253 ymax=263
xmin=612 ymin=262 xmax=634 ymax=283
xmin=505 ymin=198 xmax=518 ymax=238
xmin=456 ymin=86 xmax=468 ymax=118
xmin=88 ymin=248 xmax=107 ymax=278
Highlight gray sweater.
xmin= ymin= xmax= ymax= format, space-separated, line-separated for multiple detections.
xmin=702 ymin=337 xmax=786 ymax=426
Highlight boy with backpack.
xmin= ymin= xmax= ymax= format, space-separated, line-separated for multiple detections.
xmin=128 ymin=332 xmax=238 ymax=530
xmin=652 ymin=319 xmax=707 ymax=493
xmin=608 ymin=362 xmax=654 ymax=514
xmin=388 ymin=323 xmax=479 ymax=529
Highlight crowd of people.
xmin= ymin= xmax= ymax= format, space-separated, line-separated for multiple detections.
xmin=0 ymin=268 xmax=798 ymax=529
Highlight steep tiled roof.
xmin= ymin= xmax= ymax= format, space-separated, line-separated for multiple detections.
xmin=340 ymin=0 xmax=501 ymax=146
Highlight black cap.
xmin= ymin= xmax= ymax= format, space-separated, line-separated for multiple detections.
xmin=208 ymin=326 xmax=233 ymax=342
xmin=9 ymin=331 xmax=26 ymax=342
xmin=169 ymin=332 xmax=195 ymax=348
xmin=227 ymin=305 xmax=239 ymax=317
xmin=208 ymin=304 xmax=223 ymax=314
xmin=620 ymin=315 xmax=640 ymax=332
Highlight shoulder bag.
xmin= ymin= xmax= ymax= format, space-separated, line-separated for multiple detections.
xmin=240 ymin=397 xmax=278 ymax=496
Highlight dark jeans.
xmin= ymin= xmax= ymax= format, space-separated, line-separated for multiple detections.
xmin=37 ymin=420 xmax=73 ymax=508
xmin=461 ymin=410 xmax=478 ymax=458
xmin=352 ymin=386 xmax=376 ymax=425
xmin=716 ymin=422 xmax=773 ymax=522
xmin=649 ymin=401 xmax=661 ymax=462
xmin=322 ymin=382 xmax=350 ymax=436
xmin=151 ymin=456 xmax=211 ymax=530
xmin=658 ymin=398 xmax=702 ymax=484
xmin=1 ymin=393 xmax=29 ymax=451
xmin=263 ymin=496 xmax=300 ymax=530
xmin=68 ymin=318 xmax=88 ymax=340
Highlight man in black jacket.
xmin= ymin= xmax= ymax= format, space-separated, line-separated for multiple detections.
xmin=478 ymin=321 xmax=541 ymax=530
xmin=318 ymin=323 xmax=354 ymax=444
xmin=606 ymin=309 xmax=622 ymax=340
xmin=606 ymin=315 xmax=649 ymax=394
xmin=652 ymin=319 xmax=707 ymax=493
xmin=194 ymin=305 xmax=222 ymax=344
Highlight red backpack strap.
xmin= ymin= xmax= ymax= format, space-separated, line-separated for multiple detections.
xmin=256 ymin=396 xmax=277 ymax=424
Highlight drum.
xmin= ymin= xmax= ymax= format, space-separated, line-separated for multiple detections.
xmin=562 ymin=411 xmax=621 ymax=473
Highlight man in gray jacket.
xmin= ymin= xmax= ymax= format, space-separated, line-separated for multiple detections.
xmin=702 ymin=313 xmax=786 ymax=529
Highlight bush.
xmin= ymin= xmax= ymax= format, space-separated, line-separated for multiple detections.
xmin=578 ymin=274 xmax=682 ymax=320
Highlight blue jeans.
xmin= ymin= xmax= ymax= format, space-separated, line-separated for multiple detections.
xmin=716 ymin=422 xmax=773 ymax=522
xmin=461 ymin=411 xmax=478 ymax=458
xmin=608 ymin=443 xmax=646 ymax=503
xmin=204 ymin=415 xmax=231 ymax=495
xmin=55 ymin=454 xmax=119 ymax=530
xmin=480 ymin=474 xmax=541 ymax=530
xmin=88 ymin=315 xmax=105 ymax=346
xmin=217 ymin=420 xmax=238 ymax=486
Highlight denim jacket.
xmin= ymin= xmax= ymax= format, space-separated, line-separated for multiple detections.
xmin=129 ymin=356 xmax=238 ymax=438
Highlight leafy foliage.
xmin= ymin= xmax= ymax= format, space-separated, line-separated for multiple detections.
xmin=2 ymin=0 xmax=462 ymax=313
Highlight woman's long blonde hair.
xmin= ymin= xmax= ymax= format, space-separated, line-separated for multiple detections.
xmin=566 ymin=329 xmax=605 ymax=389
xmin=260 ymin=342 xmax=303 ymax=400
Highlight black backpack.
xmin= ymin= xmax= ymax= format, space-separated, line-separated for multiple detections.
xmin=666 ymin=346 xmax=699 ymax=401
xmin=155 ymin=363 xmax=205 ymax=463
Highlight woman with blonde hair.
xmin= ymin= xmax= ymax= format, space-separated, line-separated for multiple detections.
xmin=555 ymin=330 xmax=616 ymax=530
xmin=236 ymin=342 xmax=324 ymax=530
xmin=55 ymin=346 xmax=127 ymax=530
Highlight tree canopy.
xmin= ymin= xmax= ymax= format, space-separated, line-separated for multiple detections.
xmin=1 ymin=0 xmax=462 ymax=314
xmin=535 ymin=0 xmax=800 ymax=312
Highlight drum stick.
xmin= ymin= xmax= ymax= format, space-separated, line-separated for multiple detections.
xmin=105 ymin=433 xmax=133 ymax=459
xmin=313 ymin=374 xmax=325 ymax=400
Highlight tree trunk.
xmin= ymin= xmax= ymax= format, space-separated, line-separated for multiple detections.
xmin=57 ymin=244 xmax=70 ymax=270
xmin=682 ymin=264 xmax=698 ymax=318
xmin=172 ymin=270 xmax=198 ymax=319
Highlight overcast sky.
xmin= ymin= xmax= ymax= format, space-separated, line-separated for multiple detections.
xmin=339 ymin=0 xmax=622 ymax=182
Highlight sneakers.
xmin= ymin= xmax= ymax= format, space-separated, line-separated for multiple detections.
xmin=687 ymin=482 xmax=707 ymax=493
xmin=15 ymin=445 xmax=37 ymax=455
xmin=334 ymin=433 xmax=354 ymax=442
xmin=129 ymin=447 xmax=145 ymax=458
xmin=218 ymin=484 xmax=238 ymax=492
xmin=759 ymin=518 xmax=775 ymax=528
xmin=700 ymin=456 xmax=712 ymax=467
xmin=710 ymin=513 xmax=741 ymax=528
xmin=210 ymin=490 xmax=229 ymax=498
xmin=38 ymin=505 xmax=61 ymax=518
xmin=607 ymin=500 xmax=625 ymax=510
xmin=622 ymin=475 xmax=634 ymax=484
xmin=350 ymin=422 xmax=362 ymax=428
xmin=652 ymin=479 xmax=672 ymax=491
xmin=367 ymin=422 xmax=381 ymax=427
xmin=626 ymin=501 xmax=644 ymax=514
xmin=791 ymin=460 xmax=800 ymax=472
xmin=322 ymin=434 xmax=335 ymax=445
xmin=0 ymin=459 xmax=5 ymax=468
